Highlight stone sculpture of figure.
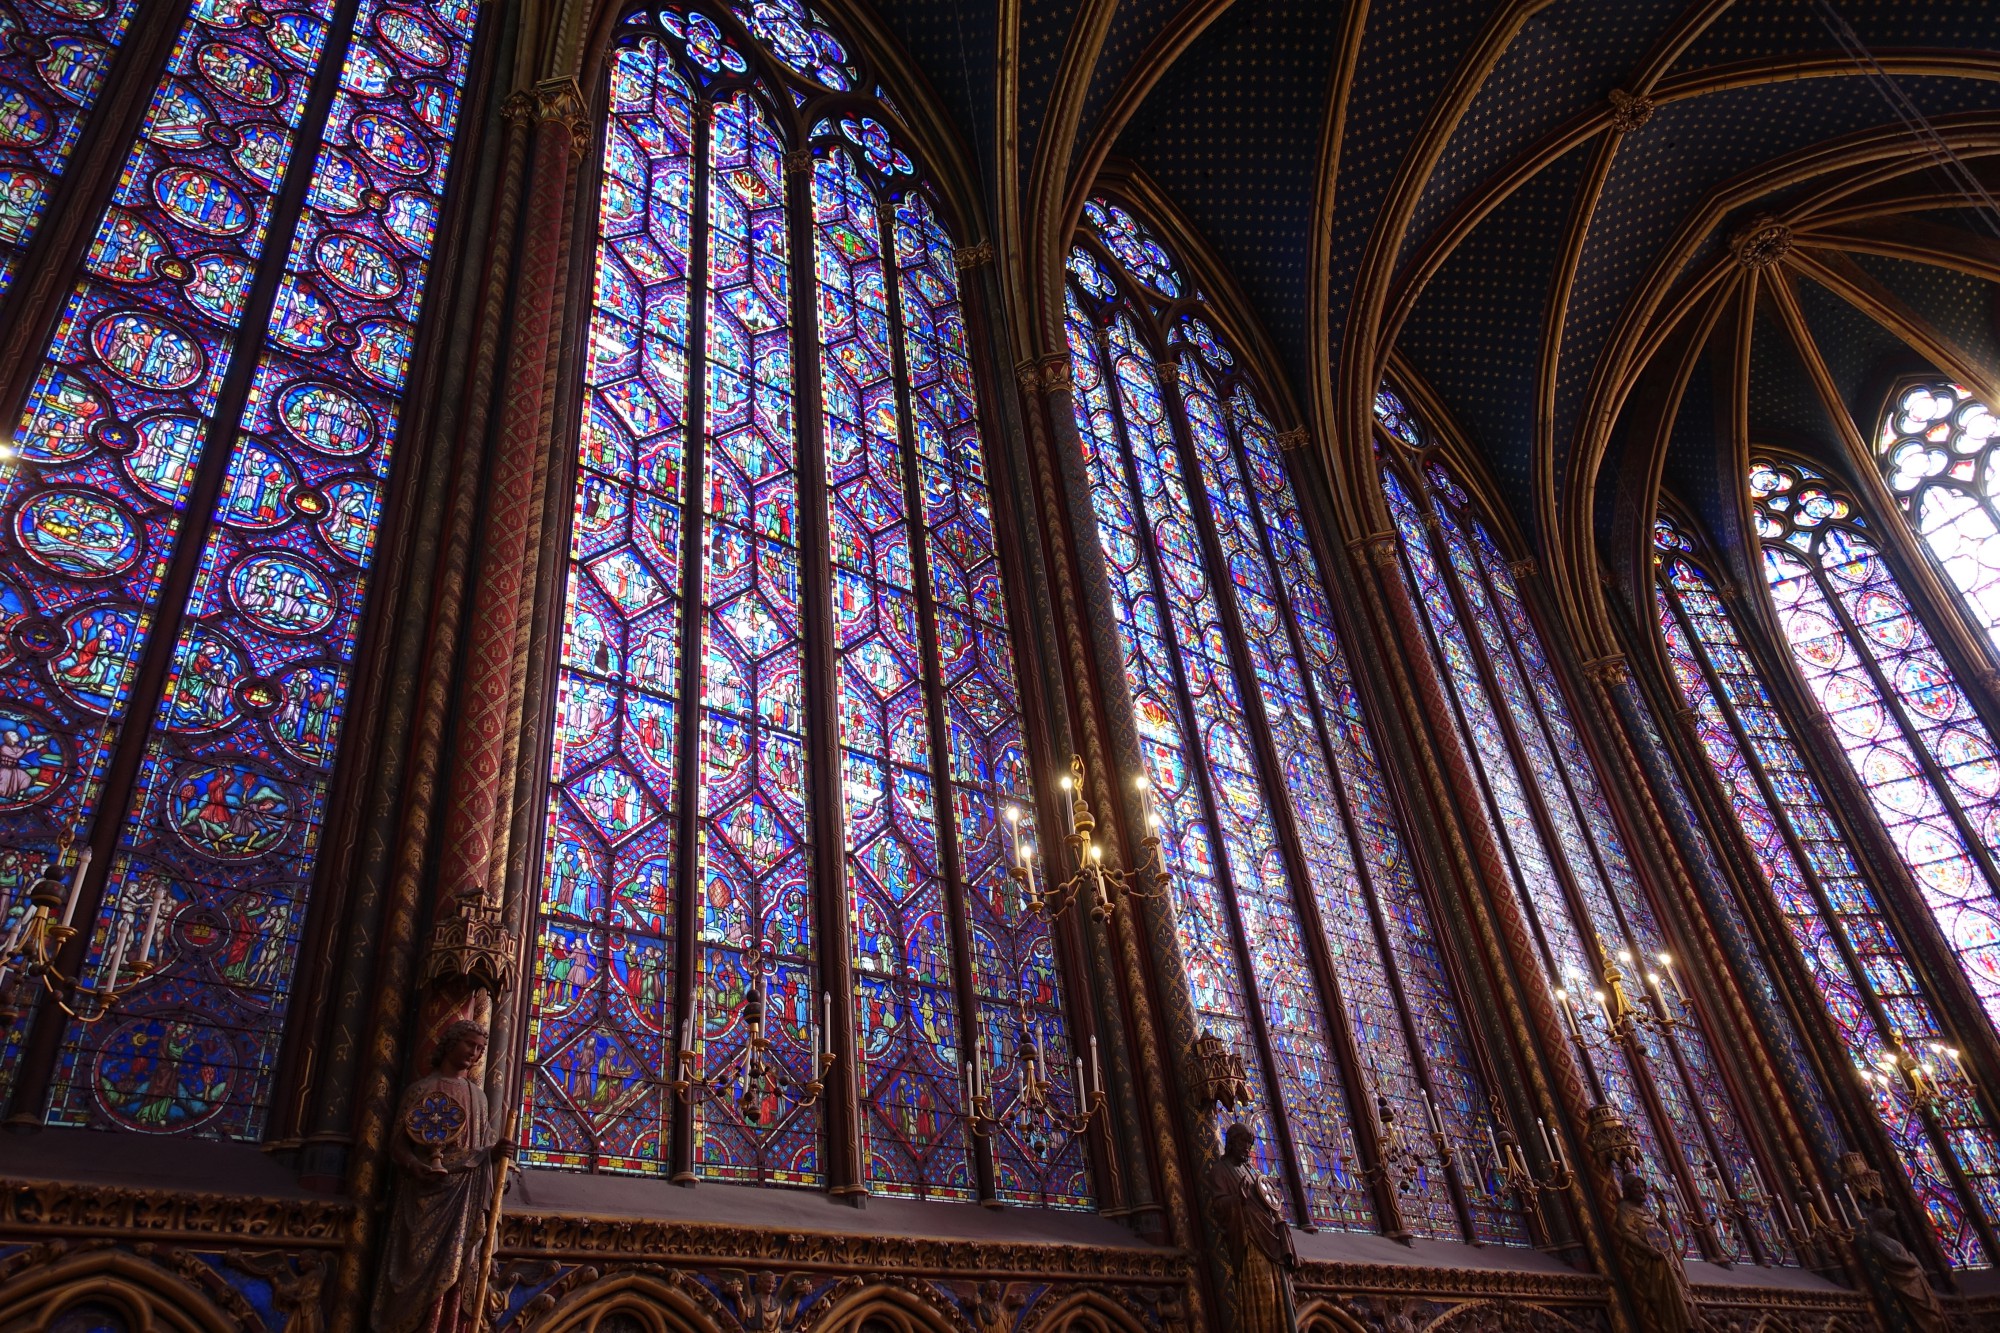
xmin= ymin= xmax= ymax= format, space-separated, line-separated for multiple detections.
xmin=373 ymin=1020 xmax=509 ymax=1333
xmin=1206 ymin=1123 xmax=1298 ymax=1332
xmin=1859 ymin=1206 xmax=1950 ymax=1333
xmin=1610 ymin=1173 xmax=1694 ymax=1333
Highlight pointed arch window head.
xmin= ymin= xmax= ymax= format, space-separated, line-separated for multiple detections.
xmin=521 ymin=1 xmax=1091 ymax=1209
xmin=1067 ymin=198 xmax=1526 ymax=1245
xmin=0 ymin=0 xmax=484 ymax=1136
xmin=1748 ymin=455 xmax=2000 ymax=1042
xmin=1652 ymin=509 xmax=2000 ymax=1269
xmin=1876 ymin=381 xmax=2000 ymax=660
xmin=1376 ymin=409 xmax=1792 ymax=1266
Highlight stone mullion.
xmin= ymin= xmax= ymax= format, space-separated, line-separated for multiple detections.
xmin=1231 ymin=417 xmax=1478 ymax=1243
xmin=875 ymin=193 xmax=995 ymax=1205
xmin=1651 ymin=580 xmax=1959 ymax=1274
xmin=1348 ymin=527 xmax=1612 ymax=1272
xmin=1441 ymin=524 xmax=1721 ymax=1263
xmin=1090 ymin=321 xmax=1315 ymax=1228
xmin=1019 ymin=346 xmax=1184 ymax=1241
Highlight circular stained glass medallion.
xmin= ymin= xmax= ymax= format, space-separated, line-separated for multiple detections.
xmin=277 ymin=380 xmax=374 ymax=455
xmin=92 ymin=1013 xmax=235 ymax=1132
xmin=147 ymin=80 xmax=214 ymax=147
xmin=374 ymin=8 xmax=449 ymax=65
xmin=227 ymin=552 xmax=337 ymax=634
xmin=162 ymin=628 xmax=244 ymax=732
xmin=339 ymin=40 xmax=397 ymax=95
xmin=0 ymin=82 xmax=51 ymax=147
xmin=195 ymin=40 xmax=284 ymax=105
xmin=34 ymin=0 xmax=112 ymax=17
xmin=126 ymin=414 xmax=205 ymax=504
xmin=306 ymin=148 xmax=370 ymax=213
xmin=314 ymin=231 xmax=402 ymax=299
xmin=167 ymin=759 xmax=292 ymax=858
xmin=0 ymin=167 xmax=49 ymax=243
xmin=0 ymin=704 xmax=62 ymax=807
xmin=47 ymin=605 xmax=140 ymax=712
xmin=232 ymin=124 xmax=289 ymax=188
xmin=15 ymin=488 xmax=141 ymax=579
xmin=90 ymin=310 xmax=204 ymax=389
xmin=153 ymin=165 xmax=251 ymax=235
xmin=351 ymin=112 xmax=431 ymax=175
xmin=267 ymin=12 xmax=326 ymax=67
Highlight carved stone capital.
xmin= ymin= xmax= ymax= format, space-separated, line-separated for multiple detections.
xmin=784 ymin=147 xmax=813 ymax=177
xmin=1732 ymin=217 xmax=1793 ymax=269
xmin=501 ymin=89 xmax=536 ymax=127
xmin=1015 ymin=360 xmax=1042 ymax=396
xmin=421 ymin=895 xmax=517 ymax=995
xmin=1348 ymin=532 xmax=1400 ymax=570
xmin=1276 ymin=427 xmax=1309 ymax=453
xmin=1509 ymin=556 xmax=1538 ymax=580
xmin=1584 ymin=654 xmax=1630 ymax=686
xmin=1037 ymin=353 xmax=1072 ymax=393
xmin=1606 ymin=88 xmax=1656 ymax=133
xmin=954 ymin=240 xmax=994 ymax=272
xmin=532 ymin=77 xmax=590 ymax=159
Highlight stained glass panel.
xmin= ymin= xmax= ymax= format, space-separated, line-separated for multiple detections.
xmin=1657 ymin=531 xmax=1998 ymax=1267
xmin=0 ymin=0 xmax=137 ymax=294
xmin=39 ymin=0 xmax=482 ymax=1138
xmin=1753 ymin=458 xmax=2000 ymax=1038
xmin=520 ymin=32 xmax=694 ymax=1175
xmin=1877 ymin=382 xmax=2000 ymax=661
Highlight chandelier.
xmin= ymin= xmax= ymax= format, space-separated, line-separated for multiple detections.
xmin=0 ymin=845 xmax=164 ymax=1027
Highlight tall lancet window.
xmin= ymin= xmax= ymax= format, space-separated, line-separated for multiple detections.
xmin=1065 ymin=198 xmax=1523 ymax=1245
xmin=1750 ymin=460 xmax=2000 ymax=1040
xmin=0 ymin=0 xmax=484 ymax=1134
xmin=521 ymin=1 xmax=1091 ymax=1208
xmin=1879 ymin=383 xmax=2000 ymax=660
xmin=1654 ymin=510 xmax=2000 ymax=1268
xmin=1378 ymin=391 xmax=1788 ymax=1265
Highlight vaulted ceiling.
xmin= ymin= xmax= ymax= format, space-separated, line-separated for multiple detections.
xmin=864 ymin=0 xmax=2000 ymax=645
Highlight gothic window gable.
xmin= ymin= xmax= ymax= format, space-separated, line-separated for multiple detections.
xmin=519 ymin=0 xmax=1092 ymax=1209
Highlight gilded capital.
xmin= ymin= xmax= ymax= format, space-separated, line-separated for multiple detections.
xmin=532 ymin=77 xmax=590 ymax=159
xmin=1276 ymin=427 xmax=1309 ymax=453
xmin=954 ymin=240 xmax=995 ymax=272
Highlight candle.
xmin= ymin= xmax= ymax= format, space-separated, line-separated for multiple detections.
xmin=1537 ymin=1117 xmax=1555 ymax=1162
xmin=1593 ymin=989 xmax=1614 ymax=1029
xmin=1059 ymin=774 xmax=1073 ymax=829
xmin=1090 ymin=1034 xmax=1101 ymax=1096
xmin=1842 ymin=1185 xmax=1861 ymax=1222
xmin=1813 ymin=1182 xmax=1835 ymax=1225
xmin=1074 ymin=1056 xmax=1085 ymax=1099
xmin=138 ymin=882 xmax=164 ymax=963
xmin=1486 ymin=1122 xmax=1502 ymax=1167
xmin=102 ymin=914 xmax=130 ymax=992
xmin=680 ymin=1014 xmax=692 ymax=1055
xmin=1423 ymin=1089 xmax=1444 ymax=1137
xmin=1135 ymin=775 xmax=1153 ymax=830
xmin=822 ymin=991 xmax=833 ymax=1058
xmin=1554 ymin=988 xmax=1584 ymax=1040
xmin=59 ymin=847 xmax=91 ymax=928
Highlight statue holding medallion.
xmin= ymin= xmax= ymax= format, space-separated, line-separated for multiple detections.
xmin=373 ymin=1019 xmax=510 ymax=1333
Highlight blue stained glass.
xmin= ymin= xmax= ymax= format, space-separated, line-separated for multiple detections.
xmin=1226 ymin=380 xmax=1522 ymax=1245
xmin=28 ymin=0 xmax=483 ymax=1138
xmin=522 ymin=34 xmax=693 ymax=1176
xmin=898 ymin=192 xmax=1083 ymax=1208
xmin=0 ymin=0 xmax=138 ymax=294
xmin=1080 ymin=198 xmax=1178 ymax=298
xmin=0 ymin=0 xmax=344 ymax=1110
xmin=1657 ymin=531 xmax=1997 ymax=1268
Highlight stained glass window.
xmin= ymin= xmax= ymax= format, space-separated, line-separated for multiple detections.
xmin=1377 ymin=391 xmax=1790 ymax=1264
xmin=1067 ymin=200 xmax=1523 ymax=1244
xmin=520 ymin=2 xmax=1090 ymax=1208
xmin=1654 ymin=509 xmax=2000 ymax=1268
xmin=1877 ymin=382 xmax=2000 ymax=660
xmin=0 ymin=0 xmax=137 ymax=296
xmin=1750 ymin=458 xmax=2000 ymax=1042
xmin=0 ymin=0 xmax=482 ymax=1134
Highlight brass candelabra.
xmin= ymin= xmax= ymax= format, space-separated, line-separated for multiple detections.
xmin=1008 ymin=757 xmax=1168 ymax=923
xmin=0 ymin=846 xmax=165 ymax=1027
xmin=672 ymin=942 xmax=834 ymax=1125
xmin=962 ymin=1000 xmax=1105 ymax=1145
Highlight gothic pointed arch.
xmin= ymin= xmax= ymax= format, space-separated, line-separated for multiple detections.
xmin=1376 ymin=380 xmax=1797 ymax=1266
xmin=515 ymin=0 xmax=1095 ymax=1209
xmin=1062 ymin=189 xmax=1525 ymax=1246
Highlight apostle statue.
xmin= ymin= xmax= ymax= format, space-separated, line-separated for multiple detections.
xmin=1859 ymin=1205 xmax=1950 ymax=1333
xmin=373 ymin=1020 xmax=510 ymax=1333
xmin=1207 ymin=1123 xmax=1298 ymax=1332
xmin=1610 ymin=1173 xmax=1694 ymax=1333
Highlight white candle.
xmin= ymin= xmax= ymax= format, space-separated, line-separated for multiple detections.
xmin=59 ymin=848 xmax=91 ymax=928
xmin=1486 ymin=1121 xmax=1502 ymax=1166
xmin=1842 ymin=1185 xmax=1861 ymax=1222
xmin=1135 ymin=776 xmax=1153 ymax=829
xmin=138 ymin=882 xmax=164 ymax=962
xmin=1423 ymin=1089 xmax=1444 ymax=1136
xmin=1537 ymin=1117 xmax=1554 ymax=1161
xmin=1090 ymin=1035 xmax=1101 ymax=1096
xmin=1074 ymin=1056 xmax=1085 ymax=1098
xmin=822 ymin=990 xmax=832 ymax=1058
xmin=680 ymin=1014 xmax=692 ymax=1054
xmin=102 ymin=914 xmax=130 ymax=992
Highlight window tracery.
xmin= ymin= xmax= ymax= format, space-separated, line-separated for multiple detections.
xmin=1377 ymin=391 xmax=1789 ymax=1265
xmin=1877 ymin=382 xmax=2000 ymax=661
xmin=1653 ymin=508 xmax=2000 ymax=1269
xmin=1066 ymin=199 xmax=1523 ymax=1244
xmin=0 ymin=0 xmax=481 ymax=1135
xmin=1749 ymin=456 xmax=2000 ymax=1042
xmin=520 ymin=1 xmax=1089 ymax=1208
